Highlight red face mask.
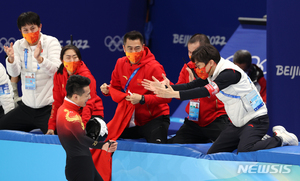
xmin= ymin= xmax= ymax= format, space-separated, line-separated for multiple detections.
xmin=126 ymin=50 xmax=144 ymax=64
xmin=63 ymin=61 xmax=81 ymax=74
xmin=22 ymin=30 xmax=40 ymax=44
xmin=195 ymin=63 xmax=213 ymax=80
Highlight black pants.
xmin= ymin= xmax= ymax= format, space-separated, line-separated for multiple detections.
xmin=0 ymin=101 xmax=51 ymax=134
xmin=65 ymin=156 xmax=103 ymax=181
xmin=170 ymin=115 xmax=230 ymax=143
xmin=0 ymin=106 xmax=4 ymax=120
xmin=207 ymin=115 xmax=282 ymax=154
xmin=119 ymin=115 xmax=170 ymax=143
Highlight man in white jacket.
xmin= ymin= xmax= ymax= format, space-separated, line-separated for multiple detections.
xmin=143 ymin=44 xmax=298 ymax=154
xmin=0 ymin=11 xmax=61 ymax=134
xmin=0 ymin=63 xmax=14 ymax=118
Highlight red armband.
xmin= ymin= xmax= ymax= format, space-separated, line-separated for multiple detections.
xmin=204 ymin=82 xmax=219 ymax=96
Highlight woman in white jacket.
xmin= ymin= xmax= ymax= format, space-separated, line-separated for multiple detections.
xmin=0 ymin=11 xmax=61 ymax=134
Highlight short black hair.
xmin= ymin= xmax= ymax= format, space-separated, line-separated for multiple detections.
xmin=191 ymin=44 xmax=221 ymax=65
xmin=17 ymin=11 xmax=41 ymax=30
xmin=123 ymin=31 xmax=144 ymax=45
xmin=233 ymin=50 xmax=252 ymax=70
xmin=188 ymin=33 xmax=210 ymax=45
xmin=66 ymin=75 xmax=90 ymax=98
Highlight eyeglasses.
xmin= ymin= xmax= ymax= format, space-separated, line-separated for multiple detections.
xmin=195 ymin=62 xmax=204 ymax=69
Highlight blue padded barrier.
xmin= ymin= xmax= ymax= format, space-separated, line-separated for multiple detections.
xmin=117 ymin=140 xmax=205 ymax=159
xmin=1 ymin=130 xmax=300 ymax=181
xmin=256 ymin=146 xmax=300 ymax=165
xmin=0 ymin=130 xmax=60 ymax=145
xmin=0 ymin=139 xmax=66 ymax=181
xmin=112 ymin=150 xmax=300 ymax=181
xmin=0 ymin=130 xmax=300 ymax=165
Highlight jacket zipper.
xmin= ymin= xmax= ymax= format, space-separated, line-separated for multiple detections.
xmin=146 ymin=104 xmax=152 ymax=116
xmin=241 ymin=99 xmax=248 ymax=112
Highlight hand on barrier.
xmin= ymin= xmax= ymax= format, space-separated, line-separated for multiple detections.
xmin=46 ymin=129 xmax=55 ymax=135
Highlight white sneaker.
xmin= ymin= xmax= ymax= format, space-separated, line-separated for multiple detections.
xmin=273 ymin=126 xmax=299 ymax=146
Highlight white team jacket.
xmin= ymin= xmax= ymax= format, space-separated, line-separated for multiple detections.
xmin=208 ymin=58 xmax=267 ymax=127
xmin=0 ymin=63 xmax=14 ymax=113
xmin=6 ymin=33 xmax=61 ymax=108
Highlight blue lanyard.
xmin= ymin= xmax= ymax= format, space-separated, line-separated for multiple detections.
xmin=24 ymin=49 xmax=28 ymax=69
xmin=24 ymin=48 xmax=40 ymax=70
xmin=124 ymin=67 xmax=140 ymax=92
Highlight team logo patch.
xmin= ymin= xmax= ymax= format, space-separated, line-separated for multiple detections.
xmin=137 ymin=78 xmax=142 ymax=85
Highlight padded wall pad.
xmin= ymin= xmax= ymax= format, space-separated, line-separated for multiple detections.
xmin=0 ymin=130 xmax=299 ymax=165
xmin=0 ymin=130 xmax=60 ymax=145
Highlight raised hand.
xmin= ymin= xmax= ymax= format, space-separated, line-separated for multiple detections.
xmin=186 ymin=67 xmax=195 ymax=82
xmin=142 ymin=74 xmax=166 ymax=92
xmin=34 ymin=41 xmax=44 ymax=63
xmin=3 ymin=42 xmax=14 ymax=63
xmin=100 ymin=83 xmax=110 ymax=94
xmin=161 ymin=73 xmax=170 ymax=85
xmin=154 ymin=82 xmax=179 ymax=99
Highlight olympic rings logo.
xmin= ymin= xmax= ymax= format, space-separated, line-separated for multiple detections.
xmin=0 ymin=37 xmax=16 ymax=54
xmin=226 ymin=55 xmax=267 ymax=74
xmin=104 ymin=36 xmax=123 ymax=52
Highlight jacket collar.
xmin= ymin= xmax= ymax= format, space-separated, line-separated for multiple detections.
xmin=64 ymin=97 xmax=81 ymax=111
xmin=211 ymin=57 xmax=226 ymax=80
